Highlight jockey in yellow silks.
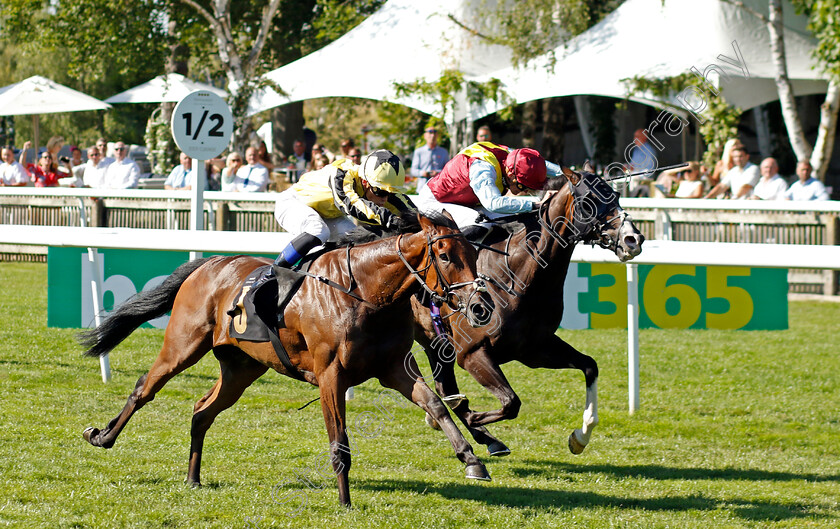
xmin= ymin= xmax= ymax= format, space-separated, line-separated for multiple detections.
xmin=273 ymin=149 xmax=415 ymax=269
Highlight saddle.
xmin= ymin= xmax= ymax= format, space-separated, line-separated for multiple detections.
xmin=228 ymin=264 xmax=307 ymax=380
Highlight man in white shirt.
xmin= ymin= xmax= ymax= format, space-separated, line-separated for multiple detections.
xmin=751 ymin=157 xmax=788 ymax=200
xmin=704 ymin=146 xmax=760 ymax=199
xmin=164 ymin=152 xmax=195 ymax=190
xmin=785 ymin=160 xmax=830 ymax=201
xmin=0 ymin=147 xmax=30 ymax=186
xmin=103 ymin=141 xmax=141 ymax=189
xmin=82 ymin=146 xmax=112 ymax=188
xmin=232 ymin=146 xmax=269 ymax=192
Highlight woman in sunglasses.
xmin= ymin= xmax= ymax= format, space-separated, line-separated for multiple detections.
xmin=414 ymin=141 xmax=563 ymax=238
xmin=271 ymin=149 xmax=415 ymax=271
xmin=19 ymin=141 xmax=60 ymax=187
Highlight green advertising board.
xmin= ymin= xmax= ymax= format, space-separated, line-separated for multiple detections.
xmin=48 ymin=248 xmax=789 ymax=331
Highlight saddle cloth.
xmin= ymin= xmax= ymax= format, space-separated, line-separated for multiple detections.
xmin=228 ymin=265 xmax=305 ymax=342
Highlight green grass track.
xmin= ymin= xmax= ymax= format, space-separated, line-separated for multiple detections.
xmin=0 ymin=262 xmax=837 ymax=528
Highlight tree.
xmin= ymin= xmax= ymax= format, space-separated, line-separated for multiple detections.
xmin=726 ymin=0 xmax=840 ymax=181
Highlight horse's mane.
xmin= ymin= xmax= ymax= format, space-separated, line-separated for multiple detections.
xmin=330 ymin=210 xmax=457 ymax=248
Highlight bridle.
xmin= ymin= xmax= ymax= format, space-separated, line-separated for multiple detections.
xmin=396 ymin=231 xmax=487 ymax=314
xmin=554 ymin=172 xmax=630 ymax=251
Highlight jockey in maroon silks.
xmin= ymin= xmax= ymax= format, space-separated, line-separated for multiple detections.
xmin=415 ymin=141 xmax=563 ymax=239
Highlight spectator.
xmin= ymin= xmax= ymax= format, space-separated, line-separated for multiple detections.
xmin=709 ymin=138 xmax=743 ymax=188
xmin=785 ymin=160 xmax=829 ymax=201
xmin=96 ymin=137 xmax=114 ymax=165
xmin=56 ymin=146 xmax=86 ymax=187
xmin=102 ymin=141 xmax=141 ymax=189
xmin=311 ymin=154 xmax=330 ymax=172
xmin=0 ymin=146 xmax=30 ymax=186
xmin=410 ymin=126 xmax=449 ymax=193
xmin=751 ymin=157 xmax=788 ymax=200
xmin=256 ymin=140 xmax=274 ymax=172
xmin=337 ymin=138 xmax=355 ymax=160
xmin=83 ymin=146 xmax=112 ymax=188
xmin=674 ymin=162 xmax=705 ymax=199
xmin=347 ymin=147 xmax=363 ymax=166
xmin=231 ymin=146 xmax=269 ymax=192
xmin=310 ymin=143 xmax=334 ymax=165
xmin=220 ymin=151 xmax=243 ymax=192
xmin=476 ymin=125 xmax=492 ymax=142
xmin=20 ymin=142 xmax=60 ymax=187
xmin=164 ymin=152 xmax=195 ymax=190
xmin=652 ymin=166 xmax=683 ymax=198
xmin=302 ymin=121 xmax=316 ymax=163
xmin=286 ymin=140 xmax=307 ymax=180
xmin=46 ymin=136 xmax=65 ymax=160
xmin=704 ymin=146 xmax=759 ymax=199
xmin=626 ymin=129 xmax=658 ymax=197
xmin=415 ymin=142 xmax=562 ymax=233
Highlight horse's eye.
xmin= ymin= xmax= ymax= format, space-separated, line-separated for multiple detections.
xmin=438 ymin=252 xmax=450 ymax=263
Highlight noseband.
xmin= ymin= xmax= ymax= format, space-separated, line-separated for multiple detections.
xmin=396 ymin=232 xmax=487 ymax=312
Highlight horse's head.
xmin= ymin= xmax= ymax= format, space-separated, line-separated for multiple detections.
xmin=413 ymin=211 xmax=493 ymax=327
xmin=542 ymin=161 xmax=644 ymax=261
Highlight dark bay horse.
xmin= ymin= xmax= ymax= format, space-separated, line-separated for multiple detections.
xmin=412 ymin=163 xmax=644 ymax=456
xmin=79 ymin=213 xmax=491 ymax=508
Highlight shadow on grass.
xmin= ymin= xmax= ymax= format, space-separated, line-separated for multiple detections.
xmin=512 ymin=460 xmax=840 ymax=483
xmin=356 ymin=478 xmax=834 ymax=522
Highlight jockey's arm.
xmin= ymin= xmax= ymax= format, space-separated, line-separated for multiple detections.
xmin=468 ymin=160 xmax=539 ymax=214
xmin=332 ymin=167 xmax=395 ymax=226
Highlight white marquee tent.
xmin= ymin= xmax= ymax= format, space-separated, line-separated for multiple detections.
xmin=246 ymin=0 xmax=512 ymax=121
xmin=248 ymin=0 xmax=827 ymax=128
xmin=474 ymin=0 xmax=828 ymax=116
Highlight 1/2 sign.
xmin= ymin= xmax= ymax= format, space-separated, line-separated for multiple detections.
xmin=171 ymin=90 xmax=233 ymax=160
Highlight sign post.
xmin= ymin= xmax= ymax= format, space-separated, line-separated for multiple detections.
xmin=171 ymin=90 xmax=233 ymax=260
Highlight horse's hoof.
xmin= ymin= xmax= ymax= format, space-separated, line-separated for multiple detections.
xmin=568 ymin=431 xmax=586 ymax=455
xmin=442 ymin=393 xmax=467 ymax=409
xmin=83 ymin=427 xmax=99 ymax=446
xmin=424 ymin=412 xmax=441 ymax=430
xmin=187 ymin=480 xmax=201 ymax=489
xmin=487 ymin=441 xmax=511 ymax=457
xmin=465 ymin=463 xmax=491 ymax=481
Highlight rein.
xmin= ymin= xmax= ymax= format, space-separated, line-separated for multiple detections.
xmin=396 ymin=232 xmax=485 ymax=309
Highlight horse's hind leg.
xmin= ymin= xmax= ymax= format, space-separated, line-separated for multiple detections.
xmin=187 ymin=346 xmax=268 ymax=487
xmin=379 ymin=356 xmax=490 ymax=481
xmin=83 ymin=327 xmax=214 ymax=449
xmin=519 ymin=334 xmax=598 ymax=455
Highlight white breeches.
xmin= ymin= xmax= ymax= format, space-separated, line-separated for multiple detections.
xmin=274 ymin=190 xmax=357 ymax=243
xmin=415 ymin=186 xmax=510 ymax=230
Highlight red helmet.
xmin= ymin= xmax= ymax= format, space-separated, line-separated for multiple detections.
xmin=504 ymin=148 xmax=547 ymax=190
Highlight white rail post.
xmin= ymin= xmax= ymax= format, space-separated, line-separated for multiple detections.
xmin=189 ymin=159 xmax=205 ymax=262
xmin=77 ymin=197 xmax=110 ymax=382
xmin=627 ymin=263 xmax=639 ymax=413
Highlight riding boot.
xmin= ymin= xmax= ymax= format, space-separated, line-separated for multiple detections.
xmin=272 ymin=233 xmax=322 ymax=275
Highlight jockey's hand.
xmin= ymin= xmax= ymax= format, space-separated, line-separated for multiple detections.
xmin=385 ymin=214 xmax=407 ymax=230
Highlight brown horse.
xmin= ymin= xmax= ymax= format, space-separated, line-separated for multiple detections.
xmin=413 ymin=163 xmax=644 ymax=456
xmin=79 ymin=213 xmax=492 ymax=508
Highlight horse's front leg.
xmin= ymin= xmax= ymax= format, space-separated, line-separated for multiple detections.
xmin=380 ymin=354 xmax=490 ymax=481
xmin=519 ymin=333 xmax=599 ymax=455
xmin=318 ymin=369 xmax=352 ymax=507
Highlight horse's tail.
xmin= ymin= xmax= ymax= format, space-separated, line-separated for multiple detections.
xmin=77 ymin=257 xmax=213 ymax=357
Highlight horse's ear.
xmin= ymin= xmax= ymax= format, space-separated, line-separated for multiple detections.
xmin=441 ymin=209 xmax=456 ymax=224
xmin=417 ymin=212 xmax=433 ymax=231
xmin=562 ymin=166 xmax=581 ymax=185
xmin=583 ymin=160 xmax=595 ymax=174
